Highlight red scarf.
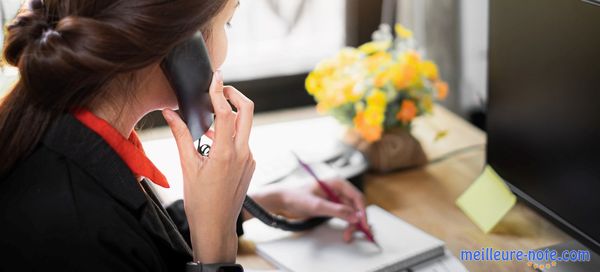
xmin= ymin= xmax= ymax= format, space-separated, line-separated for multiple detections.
xmin=73 ymin=109 xmax=169 ymax=188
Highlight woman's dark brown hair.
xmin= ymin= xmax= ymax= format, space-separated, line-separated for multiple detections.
xmin=0 ymin=0 xmax=228 ymax=179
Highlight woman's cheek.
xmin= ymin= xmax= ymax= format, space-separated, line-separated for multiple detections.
xmin=209 ymin=29 xmax=229 ymax=69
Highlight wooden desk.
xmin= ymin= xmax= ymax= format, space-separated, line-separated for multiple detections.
xmin=235 ymin=106 xmax=570 ymax=272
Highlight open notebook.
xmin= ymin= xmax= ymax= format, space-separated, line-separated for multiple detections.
xmin=243 ymin=205 xmax=445 ymax=272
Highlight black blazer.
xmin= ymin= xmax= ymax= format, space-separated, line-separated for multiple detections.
xmin=0 ymin=114 xmax=244 ymax=271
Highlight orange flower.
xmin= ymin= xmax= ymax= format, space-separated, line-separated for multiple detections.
xmin=353 ymin=111 xmax=383 ymax=142
xmin=434 ymin=81 xmax=449 ymax=100
xmin=396 ymin=100 xmax=418 ymax=124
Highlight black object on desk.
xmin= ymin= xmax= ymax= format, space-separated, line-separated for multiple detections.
xmin=488 ymin=0 xmax=600 ymax=261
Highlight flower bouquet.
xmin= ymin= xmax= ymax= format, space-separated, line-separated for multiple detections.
xmin=305 ymin=24 xmax=449 ymax=172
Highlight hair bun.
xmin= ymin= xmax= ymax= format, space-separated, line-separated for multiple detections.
xmin=3 ymin=5 xmax=55 ymax=66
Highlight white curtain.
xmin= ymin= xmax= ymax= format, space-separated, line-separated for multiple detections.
xmin=396 ymin=0 xmax=489 ymax=116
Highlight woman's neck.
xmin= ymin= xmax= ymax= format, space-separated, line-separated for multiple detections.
xmin=89 ymin=64 xmax=176 ymax=139
xmin=91 ymin=102 xmax=147 ymax=138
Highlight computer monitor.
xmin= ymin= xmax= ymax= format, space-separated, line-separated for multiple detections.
xmin=488 ymin=0 xmax=600 ymax=254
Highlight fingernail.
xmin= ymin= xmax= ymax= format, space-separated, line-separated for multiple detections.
xmin=162 ymin=109 xmax=173 ymax=122
xmin=343 ymin=232 xmax=352 ymax=243
xmin=355 ymin=211 xmax=363 ymax=219
xmin=214 ymin=70 xmax=223 ymax=83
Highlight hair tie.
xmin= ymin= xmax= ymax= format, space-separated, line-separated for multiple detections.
xmin=40 ymin=28 xmax=60 ymax=44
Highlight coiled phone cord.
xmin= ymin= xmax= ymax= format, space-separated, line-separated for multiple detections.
xmin=243 ymin=196 xmax=330 ymax=232
xmin=199 ymin=144 xmax=329 ymax=232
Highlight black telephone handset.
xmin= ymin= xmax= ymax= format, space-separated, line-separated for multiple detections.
xmin=162 ymin=33 xmax=327 ymax=231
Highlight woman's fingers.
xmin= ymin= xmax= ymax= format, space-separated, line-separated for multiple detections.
xmin=326 ymin=179 xmax=370 ymax=231
xmin=310 ymin=198 xmax=356 ymax=221
xmin=243 ymin=156 xmax=256 ymax=192
xmin=223 ymin=86 xmax=254 ymax=147
xmin=208 ymin=71 xmax=235 ymax=152
xmin=358 ymin=209 xmax=370 ymax=230
xmin=332 ymin=179 xmax=367 ymax=215
xmin=162 ymin=109 xmax=199 ymax=169
xmin=343 ymin=224 xmax=356 ymax=243
xmin=203 ymin=129 xmax=215 ymax=140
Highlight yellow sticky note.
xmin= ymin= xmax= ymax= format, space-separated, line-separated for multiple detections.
xmin=456 ymin=165 xmax=517 ymax=233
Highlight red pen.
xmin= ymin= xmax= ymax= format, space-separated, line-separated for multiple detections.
xmin=292 ymin=152 xmax=380 ymax=248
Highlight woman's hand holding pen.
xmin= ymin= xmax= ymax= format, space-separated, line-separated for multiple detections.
xmin=249 ymin=178 xmax=371 ymax=243
xmin=163 ymin=71 xmax=255 ymax=264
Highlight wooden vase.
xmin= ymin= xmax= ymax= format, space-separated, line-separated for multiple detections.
xmin=345 ymin=128 xmax=428 ymax=173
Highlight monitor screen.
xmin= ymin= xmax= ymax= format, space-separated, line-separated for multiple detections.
xmin=488 ymin=0 xmax=600 ymax=253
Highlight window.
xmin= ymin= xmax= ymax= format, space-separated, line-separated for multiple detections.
xmin=1 ymin=0 xmax=386 ymax=113
xmin=0 ymin=0 xmax=20 ymax=96
xmin=222 ymin=0 xmax=347 ymax=82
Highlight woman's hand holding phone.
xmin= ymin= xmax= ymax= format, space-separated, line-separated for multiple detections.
xmin=162 ymin=70 xmax=255 ymax=264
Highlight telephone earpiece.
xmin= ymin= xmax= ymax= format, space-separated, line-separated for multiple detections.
xmin=162 ymin=33 xmax=327 ymax=232
xmin=161 ymin=33 xmax=214 ymax=141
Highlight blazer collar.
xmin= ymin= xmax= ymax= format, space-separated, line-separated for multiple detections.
xmin=42 ymin=114 xmax=147 ymax=212
xmin=42 ymin=114 xmax=192 ymax=257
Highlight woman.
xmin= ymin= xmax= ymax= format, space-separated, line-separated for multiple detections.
xmin=0 ymin=0 xmax=370 ymax=271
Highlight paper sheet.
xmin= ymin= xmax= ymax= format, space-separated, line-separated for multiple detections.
xmin=409 ymin=250 xmax=468 ymax=272
xmin=244 ymin=205 xmax=445 ymax=272
xmin=456 ymin=165 xmax=517 ymax=233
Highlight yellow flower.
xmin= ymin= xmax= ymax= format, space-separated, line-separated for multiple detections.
xmin=366 ymin=89 xmax=387 ymax=110
xmin=404 ymin=51 xmax=423 ymax=87
xmin=403 ymin=50 xmax=421 ymax=66
xmin=395 ymin=23 xmax=413 ymax=39
xmin=305 ymin=72 xmax=321 ymax=96
xmin=335 ymin=48 xmax=363 ymax=67
xmin=313 ymin=58 xmax=337 ymax=76
xmin=387 ymin=63 xmax=412 ymax=90
xmin=373 ymin=62 xmax=401 ymax=88
xmin=364 ymin=106 xmax=385 ymax=126
xmin=405 ymin=63 xmax=420 ymax=88
xmin=364 ymin=51 xmax=392 ymax=74
xmin=396 ymin=100 xmax=418 ymax=124
xmin=419 ymin=60 xmax=439 ymax=81
xmin=373 ymin=70 xmax=391 ymax=88
xmin=340 ymin=77 xmax=363 ymax=103
xmin=358 ymin=41 xmax=392 ymax=55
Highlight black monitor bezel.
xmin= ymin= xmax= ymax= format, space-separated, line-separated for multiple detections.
xmin=487 ymin=0 xmax=600 ymax=255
